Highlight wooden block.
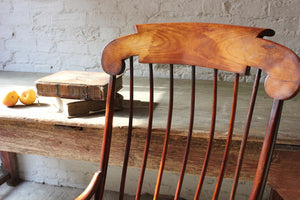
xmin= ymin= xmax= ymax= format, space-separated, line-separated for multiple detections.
xmin=35 ymin=71 xmax=122 ymax=100
xmin=51 ymin=93 xmax=123 ymax=117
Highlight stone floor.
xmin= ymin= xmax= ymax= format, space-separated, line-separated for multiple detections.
xmin=0 ymin=180 xmax=272 ymax=200
xmin=0 ymin=181 xmax=83 ymax=200
xmin=0 ymin=181 xmax=158 ymax=200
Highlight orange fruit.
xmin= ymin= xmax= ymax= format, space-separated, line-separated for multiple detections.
xmin=2 ymin=90 xmax=19 ymax=107
xmin=19 ymin=89 xmax=36 ymax=105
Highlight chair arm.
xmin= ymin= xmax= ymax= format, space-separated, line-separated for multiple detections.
xmin=74 ymin=170 xmax=102 ymax=200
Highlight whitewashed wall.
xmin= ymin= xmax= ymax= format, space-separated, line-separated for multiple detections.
xmin=0 ymin=0 xmax=299 ymax=79
xmin=0 ymin=0 xmax=298 ymax=198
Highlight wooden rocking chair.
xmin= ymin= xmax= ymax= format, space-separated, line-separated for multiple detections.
xmin=75 ymin=23 xmax=300 ymax=200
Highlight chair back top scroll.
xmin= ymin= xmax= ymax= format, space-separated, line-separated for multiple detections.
xmin=102 ymin=23 xmax=300 ymax=100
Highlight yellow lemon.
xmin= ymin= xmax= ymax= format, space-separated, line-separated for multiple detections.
xmin=2 ymin=90 xmax=19 ymax=107
xmin=19 ymin=89 xmax=36 ymax=105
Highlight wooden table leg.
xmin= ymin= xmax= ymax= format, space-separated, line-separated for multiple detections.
xmin=0 ymin=151 xmax=19 ymax=186
xmin=269 ymin=188 xmax=284 ymax=200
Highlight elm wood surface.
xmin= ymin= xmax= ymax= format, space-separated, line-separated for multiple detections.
xmin=0 ymin=72 xmax=299 ymax=199
xmin=102 ymin=23 xmax=300 ymax=100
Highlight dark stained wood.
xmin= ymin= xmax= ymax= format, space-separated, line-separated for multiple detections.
xmin=36 ymin=71 xmax=123 ymax=100
xmin=102 ymin=23 xmax=300 ymax=100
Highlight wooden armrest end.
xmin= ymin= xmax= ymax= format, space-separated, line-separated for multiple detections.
xmin=75 ymin=171 xmax=102 ymax=200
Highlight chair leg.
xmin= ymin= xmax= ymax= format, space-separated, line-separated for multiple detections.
xmin=0 ymin=151 xmax=19 ymax=186
xmin=269 ymin=188 xmax=284 ymax=200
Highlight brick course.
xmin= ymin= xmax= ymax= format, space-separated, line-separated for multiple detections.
xmin=0 ymin=0 xmax=298 ymax=77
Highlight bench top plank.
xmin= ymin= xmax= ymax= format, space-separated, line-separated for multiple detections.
xmin=0 ymin=71 xmax=299 ymax=146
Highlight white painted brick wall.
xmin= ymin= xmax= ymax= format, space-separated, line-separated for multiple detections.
xmin=0 ymin=0 xmax=299 ymax=75
xmin=0 ymin=0 xmax=299 ymax=198
xmin=15 ymin=154 xmax=270 ymax=199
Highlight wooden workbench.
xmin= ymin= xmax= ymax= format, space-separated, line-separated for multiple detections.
xmin=0 ymin=71 xmax=299 ymax=199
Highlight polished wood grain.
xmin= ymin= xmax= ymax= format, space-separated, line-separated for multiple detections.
xmin=102 ymin=23 xmax=300 ymax=100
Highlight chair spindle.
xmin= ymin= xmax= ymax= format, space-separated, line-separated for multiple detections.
xmin=194 ymin=68 xmax=218 ymax=200
xmin=136 ymin=63 xmax=154 ymax=200
xmin=213 ymin=74 xmax=239 ymax=199
xmin=174 ymin=65 xmax=196 ymax=199
xmin=154 ymin=64 xmax=174 ymax=199
xmin=97 ymin=75 xmax=117 ymax=200
xmin=250 ymin=99 xmax=284 ymax=200
xmin=119 ymin=57 xmax=134 ymax=200
xmin=230 ymin=69 xmax=262 ymax=200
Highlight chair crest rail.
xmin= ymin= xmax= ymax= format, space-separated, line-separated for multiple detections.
xmin=102 ymin=23 xmax=300 ymax=100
